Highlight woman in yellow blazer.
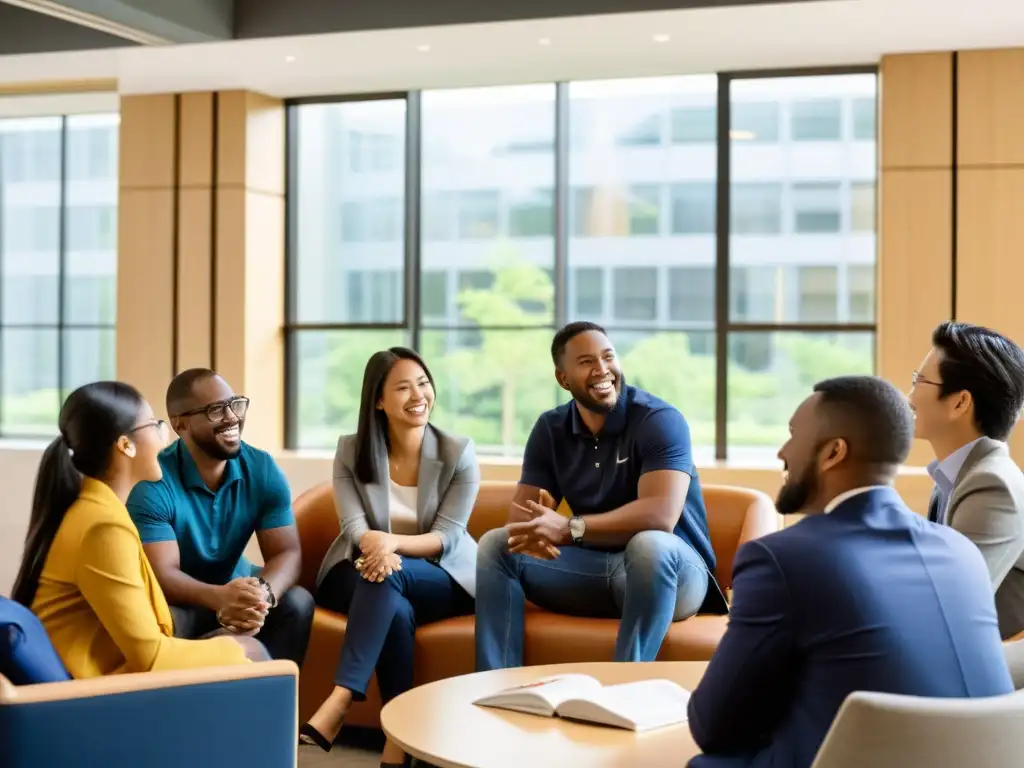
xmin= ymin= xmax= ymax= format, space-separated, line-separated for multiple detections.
xmin=11 ymin=381 xmax=263 ymax=677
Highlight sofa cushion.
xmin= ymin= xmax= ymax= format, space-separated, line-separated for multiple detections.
xmin=0 ymin=596 xmax=71 ymax=685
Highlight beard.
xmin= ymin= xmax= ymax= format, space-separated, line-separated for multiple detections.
xmin=193 ymin=426 xmax=243 ymax=461
xmin=569 ymin=372 xmax=625 ymax=415
xmin=776 ymin=464 xmax=819 ymax=515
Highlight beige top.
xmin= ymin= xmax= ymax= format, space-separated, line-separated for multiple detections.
xmin=380 ymin=661 xmax=707 ymax=768
xmin=389 ymin=480 xmax=419 ymax=536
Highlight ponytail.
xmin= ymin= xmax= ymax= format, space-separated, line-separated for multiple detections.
xmin=11 ymin=435 xmax=83 ymax=607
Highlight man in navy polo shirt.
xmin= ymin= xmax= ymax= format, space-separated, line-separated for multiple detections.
xmin=475 ymin=322 xmax=727 ymax=670
xmin=126 ymin=368 xmax=313 ymax=666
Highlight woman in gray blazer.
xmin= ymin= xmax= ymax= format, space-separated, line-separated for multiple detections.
xmin=300 ymin=347 xmax=479 ymax=766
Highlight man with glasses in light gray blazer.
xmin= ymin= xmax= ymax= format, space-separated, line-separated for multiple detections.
xmin=909 ymin=321 xmax=1024 ymax=640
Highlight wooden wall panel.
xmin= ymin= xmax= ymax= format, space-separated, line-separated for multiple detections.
xmin=956 ymin=168 xmax=1024 ymax=460
xmin=878 ymin=52 xmax=955 ymax=467
xmin=178 ymin=92 xmax=215 ymax=188
xmin=119 ymin=94 xmax=176 ymax=189
xmin=214 ymin=92 xmax=286 ymax=451
xmin=878 ymin=170 xmax=953 ymax=466
xmin=958 ymin=48 xmax=1024 ymax=168
xmin=880 ymin=53 xmax=953 ymax=169
xmin=116 ymin=189 xmax=175 ymax=417
xmin=176 ymin=188 xmax=213 ymax=370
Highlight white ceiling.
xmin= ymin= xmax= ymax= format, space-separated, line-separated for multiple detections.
xmin=0 ymin=0 xmax=1023 ymax=98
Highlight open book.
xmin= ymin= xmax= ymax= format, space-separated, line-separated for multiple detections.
xmin=473 ymin=673 xmax=691 ymax=732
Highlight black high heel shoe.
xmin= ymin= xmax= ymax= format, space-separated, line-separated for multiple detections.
xmin=299 ymin=722 xmax=334 ymax=752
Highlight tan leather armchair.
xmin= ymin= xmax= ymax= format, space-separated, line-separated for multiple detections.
xmin=294 ymin=480 xmax=778 ymax=726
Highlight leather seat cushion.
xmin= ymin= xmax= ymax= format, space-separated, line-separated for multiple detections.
xmin=298 ymin=605 xmax=728 ymax=726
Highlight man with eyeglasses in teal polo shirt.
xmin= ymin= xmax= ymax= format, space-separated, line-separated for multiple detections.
xmin=126 ymin=368 xmax=313 ymax=665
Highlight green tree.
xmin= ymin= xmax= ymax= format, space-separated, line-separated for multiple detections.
xmin=313 ymin=258 xmax=875 ymax=455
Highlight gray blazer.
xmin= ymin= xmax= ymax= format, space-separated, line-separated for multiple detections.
xmin=931 ymin=437 xmax=1024 ymax=639
xmin=315 ymin=424 xmax=480 ymax=597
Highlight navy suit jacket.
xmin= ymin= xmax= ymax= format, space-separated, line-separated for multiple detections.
xmin=688 ymin=487 xmax=1013 ymax=768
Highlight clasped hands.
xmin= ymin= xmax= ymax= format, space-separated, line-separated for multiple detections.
xmin=215 ymin=577 xmax=271 ymax=635
xmin=507 ymin=490 xmax=570 ymax=560
xmin=356 ymin=530 xmax=403 ymax=582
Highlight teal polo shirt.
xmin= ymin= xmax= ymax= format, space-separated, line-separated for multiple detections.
xmin=126 ymin=439 xmax=294 ymax=587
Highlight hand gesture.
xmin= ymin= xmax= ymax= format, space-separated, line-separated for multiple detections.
xmin=508 ymin=490 xmax=566 ymax=560
xmin=215 ymin=577 xmax=268 ymax=634
xmin=357 ymin=552 xmax=403 ymax=582
xmin=359 ymin=530 xmax=398 ymax=557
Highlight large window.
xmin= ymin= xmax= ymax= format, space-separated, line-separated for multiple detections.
xmin=286 ymin=69 xmax=877 ymax=461
xmin=0 ymin=112 xmax=119 ymax=436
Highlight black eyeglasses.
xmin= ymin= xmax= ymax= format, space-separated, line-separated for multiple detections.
xmin=129 ymin=419 xmax=168 ymax=436
xmin=911 ymin=371 xmax=942 ymax=387
xmin=175 ymin=396 xmax=250 ymax=424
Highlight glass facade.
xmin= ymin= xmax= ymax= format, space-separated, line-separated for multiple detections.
xmin=287 ymin=70 xmax=876 ymax=461
xmin=0 ymin=112 xmax=119 ymax=435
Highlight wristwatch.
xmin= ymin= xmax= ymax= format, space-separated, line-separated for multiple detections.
xmin=257 ymin=576 xmax=278 ymax=609
xmin=568 ymin=515 xmax=586 ymax=545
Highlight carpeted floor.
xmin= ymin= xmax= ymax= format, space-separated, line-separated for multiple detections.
xmin=297 ymin=727 xmax=383 ymax=767
xmin=299 ymin=742 xmax=380 ymax=767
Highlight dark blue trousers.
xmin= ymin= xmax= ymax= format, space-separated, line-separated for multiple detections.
xmin=316 ymin=557 xmax=474 ymax=704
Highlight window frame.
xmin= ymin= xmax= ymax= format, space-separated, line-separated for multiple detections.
xmin=0 ymin=111 xmax=119 ymax=437
xmin=283 ymin=65 xmax=878 ymax=459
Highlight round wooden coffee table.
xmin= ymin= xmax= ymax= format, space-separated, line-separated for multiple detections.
xmin=380 ymin=661 xmax=706 ymax=768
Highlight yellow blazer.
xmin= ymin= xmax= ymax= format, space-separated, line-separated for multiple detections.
xmin=31 ymin=477 xmax=247 ymax=677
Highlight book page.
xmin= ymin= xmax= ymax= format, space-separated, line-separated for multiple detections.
xmin=557 ymin=678 xmax=691 ymax=731
xmin=474 ymin=674 xmax=603 ymax=715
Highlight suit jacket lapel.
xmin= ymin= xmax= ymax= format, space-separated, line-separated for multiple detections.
xmin=946 ymin=438 xmax=1007 ymax=524
xmin=953 ymin=438 xmax=1005 ymax=488
xmin=417 ymin=427 xmax=443 ymax=533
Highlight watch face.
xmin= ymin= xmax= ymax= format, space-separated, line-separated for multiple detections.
xmin=569 ymin=517 xmax=585 ymax=539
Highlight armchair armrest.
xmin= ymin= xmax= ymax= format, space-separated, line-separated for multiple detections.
xmin=0 ymin=661 xmax=297 ymax=768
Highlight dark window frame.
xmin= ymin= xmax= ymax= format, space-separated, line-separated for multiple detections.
xmin=284 ymin=66 xmax=878 ymax=458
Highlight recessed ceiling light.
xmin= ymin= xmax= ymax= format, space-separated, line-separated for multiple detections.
xmin=538 ymin=37 xmax=551 ymax=46
xmin=417 ymin=44 xmax=431 ymax=53
xmin=284 ymin=55 xmax=296 ymax=63
xmin=730 ymin=129 xmax=757 ymax=141
xmin=653 ymin=34 xmax=671 ymax=43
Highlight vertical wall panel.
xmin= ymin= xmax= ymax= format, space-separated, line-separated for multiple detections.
xmin=117 ymin=94 xmax=177 ymax=418
xmin=878 ymin=53 xmax=955 ymax=467
xmin=215 ymin=93 xmax=286 ymax=452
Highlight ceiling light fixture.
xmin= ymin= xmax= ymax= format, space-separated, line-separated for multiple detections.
xmin=538 ymin=38 xmax=551 ymax=46
xmin=729 ymin=129 xmax=757 ymax=141
xmin=417 ymin=44 xmax=432 ymax=53
xmin=653 ymin=34 xmax=671 ymax=43
xmin=284 ymin=55 xmax=296 ymax=63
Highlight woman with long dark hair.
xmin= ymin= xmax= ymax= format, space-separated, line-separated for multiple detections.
xmin=13 ymin=381 xmax=264 ymax=677
xmin=301 ymin=348 xmax=480 ymax=766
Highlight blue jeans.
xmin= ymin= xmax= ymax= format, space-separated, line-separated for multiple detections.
xmin=475 ymin=528 xmax=709 ymax=670
xmin=316 ymin=557 xmax=474 ymax=704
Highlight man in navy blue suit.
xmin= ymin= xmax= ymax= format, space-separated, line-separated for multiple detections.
xmin=688 ymin=376 xmax=1013 ymax=768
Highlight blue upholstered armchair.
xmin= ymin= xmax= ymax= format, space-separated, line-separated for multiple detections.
xmin=0 ymin=596 xmax=298 ymax=768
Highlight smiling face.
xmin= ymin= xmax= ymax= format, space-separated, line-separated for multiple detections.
xmin=377 ymin=357 xmax=434 ymax=429
xmin=556 ymin=330 xmax=622 ymax=414
xmin=121 ymin=399 xmax=167 ymax=484
xmin=775 ymin=393 xmax=828 ymax=515
xmin=173 ymin=375 xmax=246 ymax=461
xmin=907 ymin=347 xmax=968 ymax=441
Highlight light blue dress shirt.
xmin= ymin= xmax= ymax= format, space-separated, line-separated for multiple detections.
xmin=927 ymin=438 xmax=983 ymax=525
